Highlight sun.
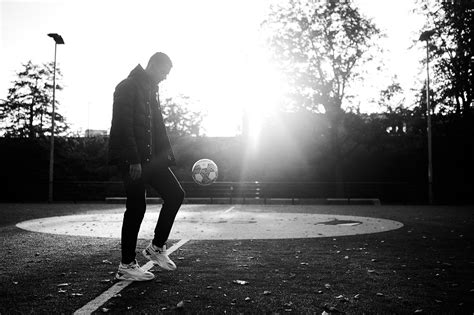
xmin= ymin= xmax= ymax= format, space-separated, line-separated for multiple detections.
xmin=163 ymin=41 xmax=287 ymax=138
xmin=238 ymin=52 xmax=288 ymax=144
xmin=148 ymin=1 xmax=285 ymax=138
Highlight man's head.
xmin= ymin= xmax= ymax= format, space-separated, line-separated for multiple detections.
xmin=145 ymin=52 xmax=172 ymax=84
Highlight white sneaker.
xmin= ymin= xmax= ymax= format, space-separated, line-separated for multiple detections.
xmin=116 ymin=260 xmax=155 ymax=281
xmin=142 ymin=242 xmax=177 ymax=271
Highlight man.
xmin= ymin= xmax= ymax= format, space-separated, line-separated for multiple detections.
xmin=108 ymin=52 xmax=185 ymax=281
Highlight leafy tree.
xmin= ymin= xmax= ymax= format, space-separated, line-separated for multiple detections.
xmin=262 ymin=0 xmax=380 ymax=194
xmin=161 ymin=95 xmax=205 ymax=137
xmin=0 ymin=60 xmax=69 ymax=138
xmin=417 ymin=0 xmax=473 ymax=118
xmin=415 ymin=0 xmax=473 ymax=202
xmin=377 ymin=81 xmax=409 ymax=135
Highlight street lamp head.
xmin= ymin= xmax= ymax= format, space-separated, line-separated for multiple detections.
xmin=48 ymin=33 xmax=65 ymax=44
xmin=419 ymin=29 xmax=436 ymax=42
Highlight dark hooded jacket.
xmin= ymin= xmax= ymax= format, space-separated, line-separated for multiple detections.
xmin=108 ymin=65 xmax=176 ymax=167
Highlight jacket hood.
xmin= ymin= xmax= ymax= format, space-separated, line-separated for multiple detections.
xmin=128 ymin=64 xmax=155 ymax=90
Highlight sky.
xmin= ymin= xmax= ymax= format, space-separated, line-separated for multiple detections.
xmin=1 ymin=0 xmax=426 ymax=136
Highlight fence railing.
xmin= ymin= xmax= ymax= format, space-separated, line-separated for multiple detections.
xmin=43 ymin=180 xmax=424 ymax=204
xmin=3 ymin=180 xmax=471 ymax=204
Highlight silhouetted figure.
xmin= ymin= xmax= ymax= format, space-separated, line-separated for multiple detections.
xmin=108 ymin=52 xmax=185 ymax=281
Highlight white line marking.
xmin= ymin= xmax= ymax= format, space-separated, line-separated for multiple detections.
xmin=73 ymin=239 xmax=190 ymax=315
xmin=224 ymin=206 xmax=235 ymax=213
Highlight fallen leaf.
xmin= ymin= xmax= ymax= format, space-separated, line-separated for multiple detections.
xmin=102 ymin=260 xmax=113 ymax=265
xmin=324 ymin=283 xmax=331 ymax=289
xmin=263 ymin=291 xmax=271 ymax=295
xmin=57 ymin=283 xmax=70 ymax=287
xmin=376 ymin=292 xmax=384 ymax=297
xmin=354 ymin=294 xmax=360 ymax=299
xmin=233 ymin=280 xmax=249 ymax=285
xmin=245 ymin=297 xmax=251 ymax=302
xmin=322 ymin=305 xmax=343 ymax=313
xmin=101 ymin=308 xmax=110 ymax=313
xmin=414 ymin=309 xmax=423 ymax=313
xmin=176 ymin=300 xmax=184 ymax=308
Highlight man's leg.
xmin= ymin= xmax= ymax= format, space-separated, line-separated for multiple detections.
xmin=121 ymin=169 xmax=147 ymax=264
xmin=148 ymin=167 xmax=185 ymax=247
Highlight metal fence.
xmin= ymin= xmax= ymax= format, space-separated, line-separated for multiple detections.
xmin=38 ymin=180 xmax=426 ymax=204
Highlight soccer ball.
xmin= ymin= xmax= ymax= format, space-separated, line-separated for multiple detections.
xmin=192 ymin=159 xmax=218 ymax=186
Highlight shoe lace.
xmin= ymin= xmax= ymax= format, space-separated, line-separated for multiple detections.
xmin=125 ymin=260 xmax=142 ymax=270
xmin=151 ymin=245 xmax=166 ymax=254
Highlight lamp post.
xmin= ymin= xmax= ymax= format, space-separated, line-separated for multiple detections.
xmin=419 ymin=29 xmax=435 ymax=205
xmin=47 ymin=33 xmax=64 ymax=203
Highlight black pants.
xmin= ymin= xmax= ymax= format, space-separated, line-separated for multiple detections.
xmin=121 ymin=163 xmax=185 ymax=264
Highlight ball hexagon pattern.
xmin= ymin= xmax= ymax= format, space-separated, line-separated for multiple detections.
xmin=192 ymin=159 xmax=218 ymax=186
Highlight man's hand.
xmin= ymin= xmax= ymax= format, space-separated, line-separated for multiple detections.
xmin=129 ymin=163 xmax=142 ymax=180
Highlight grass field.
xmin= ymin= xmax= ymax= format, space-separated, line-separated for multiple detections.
xmin=0 ymin=203 xmax=473 ymax=314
